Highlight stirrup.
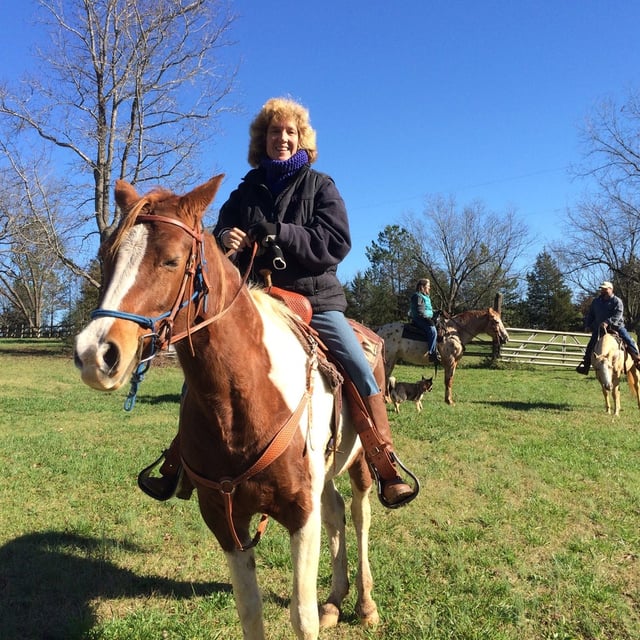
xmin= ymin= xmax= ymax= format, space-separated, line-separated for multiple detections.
xmin=372 ymin=452 xmax=420 ymax=509
xmin=137 ymin=450 xmax=182 ymax=501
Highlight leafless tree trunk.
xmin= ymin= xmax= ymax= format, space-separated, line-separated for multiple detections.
xmin=0 ymin=146 xmax=67 ymax=327
xmin=406 ymin=195 xmax=530 ymax=313
xmin=0 ymin=0 xmax=238 ymax=285
xmin=556 ymin=89 xmax=640 ymax=327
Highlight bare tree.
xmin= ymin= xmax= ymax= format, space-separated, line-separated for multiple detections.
xmin=406 ymin=195 xmax=529 ymax=313
xmin=0 ymin=0 xmax=238 ymax=285
xmin=0 ymin=156 xmax=67 ymax=329
xmin=556 ymin=89 xmax=640 ymax=327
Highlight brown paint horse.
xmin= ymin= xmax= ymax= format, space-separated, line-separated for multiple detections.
xmin=591 ymin=324 xmax=640 ymax=415
xmin=377 ymin=308 xmax=509 ymax=405
xmin=74 ymin=176 xmax=382 ymax=639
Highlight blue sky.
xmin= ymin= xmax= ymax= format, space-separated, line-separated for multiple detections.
xmin=3 ymin=1 xmax=640 ymax=281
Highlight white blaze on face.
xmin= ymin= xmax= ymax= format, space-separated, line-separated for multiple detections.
xmin=101 ymin=225 xmax=149 ymax=311
xmin=76 ymin=225 xmax=149 ymax=348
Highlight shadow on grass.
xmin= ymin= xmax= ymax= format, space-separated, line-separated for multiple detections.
xmin=141 ymin=393 xmax=183 ymax=405
xmin=469 ymin=399 xmax=574 ymax=411
xmin=0 ymin=530 xmax=231 ymax=640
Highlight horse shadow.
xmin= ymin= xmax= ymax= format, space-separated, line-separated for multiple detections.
xmin=0 ymin=530 xmax=231 ymax=640
xmin=469 ymin=399 xmax=573 ymax=411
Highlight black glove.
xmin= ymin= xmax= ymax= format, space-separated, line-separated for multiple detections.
xmin=248 ymin=221 xmax=278 ymax=246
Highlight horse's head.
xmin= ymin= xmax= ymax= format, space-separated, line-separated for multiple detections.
xmin=487 ymin=308 xmax=509 ymax=345
xmin=74 ymin=175 xmax=224 ymax=391
xmin=592 ymin=332 xmax=623 ymax=390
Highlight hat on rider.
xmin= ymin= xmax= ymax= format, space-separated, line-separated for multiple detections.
xmin=599 ymin=281 xmax=613 ymax=290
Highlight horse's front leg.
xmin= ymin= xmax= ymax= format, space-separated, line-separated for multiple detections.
xmin=225 ymin=549 xmax=265 ymax=640
xmin=349 ymin=471 xmax=379 ymax=626
xmin=290 ymin=509 xmax=322 ymax=639
xmin=318 ymin=479 xmax=350 ymax=628
xmin=612 ymin=382 xmax=621 ymax=416
xmin=444 ymin=362 xmax=457 ymax=405
xmin=601 ymin=386 xmax=611 ymax=414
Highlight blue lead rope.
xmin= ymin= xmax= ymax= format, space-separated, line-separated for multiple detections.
xmin=124 ymin=359 xmax=152 ymax=411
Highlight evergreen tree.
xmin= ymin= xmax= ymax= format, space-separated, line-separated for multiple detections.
xmin=524 ymin=251 xmax=580 ymax=330
xmin=345 ymin=225 xmax=423 ymax=325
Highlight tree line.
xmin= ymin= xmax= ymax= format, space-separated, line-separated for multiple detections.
xmin=1 ymin=1 xmax=640 ymax=336
xmin=343 ymin=225 xmax=581 ymax=331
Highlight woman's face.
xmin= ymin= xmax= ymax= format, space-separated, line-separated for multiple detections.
xmin=266 ymin=117 xmax=299 ymax=161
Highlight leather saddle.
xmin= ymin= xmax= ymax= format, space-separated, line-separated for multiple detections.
xmin=401 ymin=322 xmax=430 ymax=342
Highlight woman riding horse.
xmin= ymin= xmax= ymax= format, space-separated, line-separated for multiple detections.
xmin=139 ymin=97 xmax=418 ymax=509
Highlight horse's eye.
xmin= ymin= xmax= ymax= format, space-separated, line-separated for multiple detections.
xmin=162 ymin=258 xmax=181 ymax=269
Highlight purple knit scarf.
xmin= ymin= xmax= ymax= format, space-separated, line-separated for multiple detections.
xmin=260 ymin=149 xmax=309 ymax=195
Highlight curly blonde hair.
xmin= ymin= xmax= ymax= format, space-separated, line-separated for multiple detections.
xmin=247 ymin=97 xmax=318 ymax=167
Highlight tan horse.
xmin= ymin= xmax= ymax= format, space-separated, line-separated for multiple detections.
xmin=591 ymin=324 xmax=640 ymax=415
xmin=74 ymin=176 xmax=384 ymax=639
xmin=377 ymin=308 xmax=509 ymax=405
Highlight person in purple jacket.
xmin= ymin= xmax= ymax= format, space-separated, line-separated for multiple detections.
xmin=138 ymin=97 xmax=418 ymax=508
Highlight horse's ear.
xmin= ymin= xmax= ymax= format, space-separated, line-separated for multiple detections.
xmin=114 ymin=180 xmax=140 ymax=211
xmin=180 ymin=174 xmax=225 ymax=220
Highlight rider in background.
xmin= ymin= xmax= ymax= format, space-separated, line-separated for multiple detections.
xmin=410 ymin=278 xmax=439 ymax=363
xmin=576 ymin=280 xmax=640 ymax=375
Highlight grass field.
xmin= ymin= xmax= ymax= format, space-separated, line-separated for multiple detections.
xmin=0 ymin=339 xmax=638 ymax=640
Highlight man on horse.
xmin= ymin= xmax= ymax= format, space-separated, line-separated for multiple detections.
xmin=576 ymin=281 xmax=640 ymax=375
xmin=409 ymin=278 xmax=439 ymax=363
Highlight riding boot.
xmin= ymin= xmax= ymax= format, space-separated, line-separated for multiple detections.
xmin=575 ymin=360 xmax=590 ymax=375
xmin=137 ymin=434 xmax=193 ymax=501
xmin=576 ymin=345 xmax=593 ymax=375
xmin=345 ymin=383 xmax=419 ymax=508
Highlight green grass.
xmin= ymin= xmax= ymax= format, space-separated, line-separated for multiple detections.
xmin=0 ymin=340 xmax=638 ymax=639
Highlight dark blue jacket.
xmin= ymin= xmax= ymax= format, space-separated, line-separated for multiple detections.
xmin=213 ymin=165 xmax=350 ymax=313
xmin=585 ymin=294 xmax=625 ymax=330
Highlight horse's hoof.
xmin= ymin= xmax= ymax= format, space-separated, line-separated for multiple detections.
xmin=356 ymin=602 xmax=380 ymax=627
xmin=318 ymin=603 xmax=340 ymax=629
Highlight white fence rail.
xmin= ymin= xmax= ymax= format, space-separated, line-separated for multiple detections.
xmin=499 ymin=328 xmax=589 ymax=367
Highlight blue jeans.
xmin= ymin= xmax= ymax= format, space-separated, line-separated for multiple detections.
xmin=311 ymin=310 xmax=380 ymax=397
xmin=412 ymin=317 xmax=437 ymax=354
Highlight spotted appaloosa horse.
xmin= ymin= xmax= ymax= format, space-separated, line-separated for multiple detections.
xmin=591 ymin=324 xmax=640 ymax=416
xmin=74 ymin=176 xmax=382 ymax=640
xmin=377 ymin=308 xmax=509 ymax=405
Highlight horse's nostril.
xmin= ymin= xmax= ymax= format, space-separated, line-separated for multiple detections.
xmin=103 ymin=341 xmax=120 ymax=373
xmin=73 ymin=351 xmax=83 ymax=369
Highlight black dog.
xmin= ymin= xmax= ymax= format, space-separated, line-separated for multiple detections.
xmin=387 ymin=375 xmax=433 ymax=413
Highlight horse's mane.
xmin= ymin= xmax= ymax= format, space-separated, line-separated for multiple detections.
xmin=107 ymin=188 xmax=175 ymax=259
xmin=453 ymin=308 xmax=487 ymax=321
